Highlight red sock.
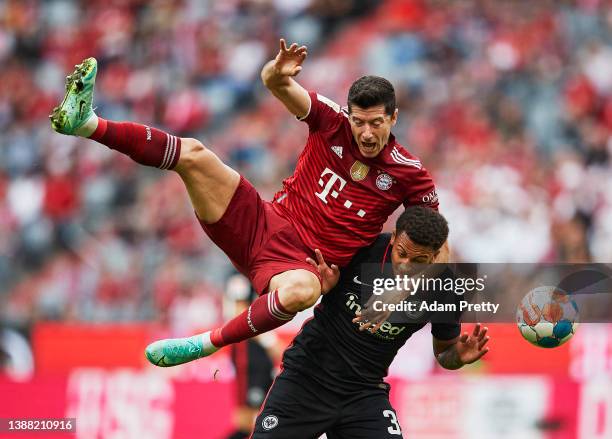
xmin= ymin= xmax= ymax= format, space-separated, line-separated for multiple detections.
xmin=210 ymin=289 xmax=295 ymax=348
xmin=89 ymin=118 xmax=181 ymax=169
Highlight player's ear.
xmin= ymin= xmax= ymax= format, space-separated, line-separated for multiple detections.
xmin=390 ymin=230 xmax=396 ymax=245
xmin=391 ymin=108 xmax=398 ymax=125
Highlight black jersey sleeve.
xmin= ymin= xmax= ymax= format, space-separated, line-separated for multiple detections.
xmin=431 ymin=322 xmax=461 ymax=341
xmin=429 ymin=268 xmax=463 ymax=340
xmin=430 ymin=291 xmax=461 ymax=340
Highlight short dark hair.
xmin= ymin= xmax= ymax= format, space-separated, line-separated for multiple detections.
xmin=347 ymin=76 xmax=396 ymax=116
xmin=396 ymin=206 xmax=448 ymax=251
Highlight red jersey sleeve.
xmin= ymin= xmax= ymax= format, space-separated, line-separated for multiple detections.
xmin=299 ymin=91 xmax=346 ymax=133
xmin=402 ymin=167 xmax=439 ymax=211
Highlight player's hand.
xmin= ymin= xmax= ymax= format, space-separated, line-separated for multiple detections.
xmin=352 ymin=287 xmax=409 ymax=333
xmin=455 ymin=323 xmax=490 ymax=364
xmin=273 ymin=39 xmax=308 ymax=77
xmin=353 ymin=308 xmax=392 ymax=334
xmin=306 ymin=249 xmax=339 ymax=294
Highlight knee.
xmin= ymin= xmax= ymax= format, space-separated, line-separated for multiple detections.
xmin=177 ymin=138 xmax=216 ymax=172
xmin=280 ymin=279 xmax=321 ymax=312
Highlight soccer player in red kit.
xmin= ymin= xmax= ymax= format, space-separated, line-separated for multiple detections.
xmin=50 ymin=40 xmax=444 ymax=366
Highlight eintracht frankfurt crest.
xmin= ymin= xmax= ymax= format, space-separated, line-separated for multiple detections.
xmin=350 ymin=161 xmax=370 ymax=181
xmin=262 ymin=415 xmax=279 ymax=430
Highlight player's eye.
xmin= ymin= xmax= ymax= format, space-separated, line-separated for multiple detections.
xmin=371 ymin=120 xmax=382 ymax=128
xmin=352 ymin=118 xmax=364 ymax=126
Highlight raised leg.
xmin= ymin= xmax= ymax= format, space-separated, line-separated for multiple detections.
xmin=145 ymin=270 xmax=321 ymax=367
xmin=50 ymin=58 xmax=241 ymax=225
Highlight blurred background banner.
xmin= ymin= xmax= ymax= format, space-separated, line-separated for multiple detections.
xmin=1 ymin=0 xmax=612 ymax=438
xmin=1 ymin=322 xmax=611 ymax=438
xmin=359 ymin=263 xmax=612 ymax=324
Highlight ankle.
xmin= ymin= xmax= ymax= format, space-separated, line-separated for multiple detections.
xmin=209 ymin=328 xmax=224 ymax=349
xmin=75 ymin=113 xmax=99 ymax=137
xmin=203 ymin=330 xmax=221 ymax=352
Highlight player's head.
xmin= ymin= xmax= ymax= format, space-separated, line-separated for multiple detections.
xmin=390 ymin=206 xmax=448 ymax=273
xmin=225 ymin=273 xmax=255 ymax=316
xmin=347 ymin=76 xmax=398 ymax=159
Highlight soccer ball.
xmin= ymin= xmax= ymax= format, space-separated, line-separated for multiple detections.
xmin=516 ymin=286 xmax=579 ymax=348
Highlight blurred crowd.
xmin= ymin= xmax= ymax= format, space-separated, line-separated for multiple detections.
xmin=1 ymin=0 xmax=611 ymax=328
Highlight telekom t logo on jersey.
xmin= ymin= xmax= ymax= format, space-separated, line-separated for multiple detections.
xmin=315 ymin=168 xmax=346 ymax=203
xmin=315 ymin=168 xmax=366 ymax=217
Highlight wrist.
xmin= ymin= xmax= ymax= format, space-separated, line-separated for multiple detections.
xmin=436 ymin=345 xmax=464 ymax=370
xmin=262 ymin=60 xmax=290 ymax=88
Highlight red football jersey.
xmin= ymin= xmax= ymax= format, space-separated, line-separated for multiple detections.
xmin=272 ymin=91 xmax=438 ymax=266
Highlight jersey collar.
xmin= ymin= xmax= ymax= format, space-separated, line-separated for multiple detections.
xmin=381 ymin=238 xmax=393 ymax=273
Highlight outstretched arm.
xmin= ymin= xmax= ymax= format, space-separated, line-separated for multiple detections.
xmin=433 ymin=323 xmax=490 ymax=370
xmin=261 ymin=39 xmax=311 ymax=119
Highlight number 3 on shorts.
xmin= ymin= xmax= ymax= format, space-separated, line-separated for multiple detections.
xmin=383 ymin=409 xmax=402 ymax=435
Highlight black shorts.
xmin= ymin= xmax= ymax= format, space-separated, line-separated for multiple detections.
xmin=251 ymin=370 xmax=403 ymax=439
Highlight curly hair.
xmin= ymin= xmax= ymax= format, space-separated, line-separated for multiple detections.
xmin=396 ymin=206 xmax=448 ymax=250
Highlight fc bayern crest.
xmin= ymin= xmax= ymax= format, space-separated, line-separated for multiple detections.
xmin=376 ymin=173 xmax=393 ymax=190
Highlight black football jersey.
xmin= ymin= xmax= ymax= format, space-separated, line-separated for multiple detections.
xmin=281 ymin=234 xmax=462 ymax=392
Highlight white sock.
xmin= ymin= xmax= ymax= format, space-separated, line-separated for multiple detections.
xmin=200 ymin=331 xmax=218 ymax=356
xmin=75 ymin=112 xmax=99 ymax=137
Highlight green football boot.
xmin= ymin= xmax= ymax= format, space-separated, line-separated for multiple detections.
xmin=145 ymin=332 xmax=218 ymax=367
xmin=50 ymin=57 xmax=98 ymax=136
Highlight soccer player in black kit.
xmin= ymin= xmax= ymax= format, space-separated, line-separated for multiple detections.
xmin=250 ymin=206 xmax=490 ymax=438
